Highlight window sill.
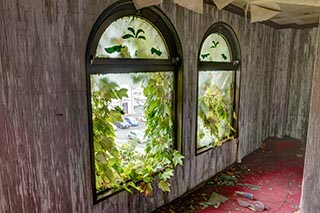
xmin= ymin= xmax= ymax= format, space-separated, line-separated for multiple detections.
xmin=196 ymin=136 xmax=238 ymax=155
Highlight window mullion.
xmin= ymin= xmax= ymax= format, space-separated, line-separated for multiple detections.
xmin=89 ymin=59 xmax=175 ymax=74
xmin=199 ymin=61 xmax=237 ymax=71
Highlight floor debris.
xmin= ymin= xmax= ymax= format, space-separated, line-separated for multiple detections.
xmin=153 ymin=137 xmax=304 ymax=213
xmin=236 ymin=183 xmax=261 ymax=191
xmin=199 ymin=192 xmax=229 ymax=208
xmin=237 ymin=199 xmax=268 ymax=212
xmin=234 ymin=191 xmax=254 ymax=200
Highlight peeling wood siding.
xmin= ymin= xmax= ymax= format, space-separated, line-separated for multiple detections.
xmin=300 ymin=26 xmax=320 ymax=213
xmin=0 ymin=0 xmax=317 ymax=212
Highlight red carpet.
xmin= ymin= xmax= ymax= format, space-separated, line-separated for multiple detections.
xmin=154 ymin=137 xmax=304 ymax=213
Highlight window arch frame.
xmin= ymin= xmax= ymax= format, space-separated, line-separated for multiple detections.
xmin=87 ymin=1 xmax=182 ymax=74
xmin=196 ymin=22 xmax=241 ymax=155
xmin=85 ymin=0 xmax=183 ymax=203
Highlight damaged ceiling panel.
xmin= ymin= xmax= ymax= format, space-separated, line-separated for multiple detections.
xmin=231 ymin=0 xmax=320 ymax=25
xmin=133 ymin=0 xmax=320 ymax=27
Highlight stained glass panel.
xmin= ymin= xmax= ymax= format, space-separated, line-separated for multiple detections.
xmin=96 ymin=16 xmax=169 ymax=59
xmin=199 ymin=33 xmax=231 ymax=62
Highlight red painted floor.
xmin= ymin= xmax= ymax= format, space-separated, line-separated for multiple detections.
xmin=155 ymin=137 xmax=304 ymax=213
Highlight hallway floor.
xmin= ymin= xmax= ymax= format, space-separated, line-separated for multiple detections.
xmin=154 ymin=137 xmax=304 ymax=213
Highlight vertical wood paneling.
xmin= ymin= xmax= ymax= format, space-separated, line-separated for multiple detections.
xmin=236 ymin=22 xmax=276 ymax=160
xmin=270 ymin=28 xmax=317 ymax=143
xmin=285 ymin=28 xmax=317 ymax=142
xmin=0 ymin=0 xmax=318 ymax=212
xmin=0 ymin=0 xmax=91 ymax=212
xmin=269 ymin=29 xmax=293 ymax=138
xmin=300 ymin=25 xmax=320 ymax=213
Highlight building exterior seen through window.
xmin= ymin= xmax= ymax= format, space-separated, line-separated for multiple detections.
xmin=86 ymin=1 xmax=183 ymax=202
xmin=197 ymin=23 xmax=240 ymax=154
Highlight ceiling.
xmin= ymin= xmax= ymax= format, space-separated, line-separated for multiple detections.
xmin=230 ymin=0 xmax=320 ymax=27
xmin=132 ymin=0 xmax=320 ymax=28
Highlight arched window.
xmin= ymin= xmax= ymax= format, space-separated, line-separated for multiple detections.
xmin=86 ymin=0 xmax=183 ymax=202
xmin=196 ymin=23 xmax=240 ymax=154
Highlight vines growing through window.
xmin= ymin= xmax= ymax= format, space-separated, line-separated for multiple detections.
xmin=91 ymin=23 xmax=184 ymax=196
xmin=197 ymin=76 xmax=236 ymax=148
xmin=197 ymin=27 xmax=239 ymax=152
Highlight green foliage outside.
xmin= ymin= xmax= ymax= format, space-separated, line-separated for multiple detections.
xmin=197 ymin=77 xmax=236 ymax=148
xmin=91 ymin=25 xmax=184 ymax=196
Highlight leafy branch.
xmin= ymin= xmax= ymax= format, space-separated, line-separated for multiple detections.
xmin=142 ymin=72 xmax=184 ymax=193
xmin=91 ymin=77 xmax=129 ymax=190
xmin=198 ymin=78 xmax=236 ymax=147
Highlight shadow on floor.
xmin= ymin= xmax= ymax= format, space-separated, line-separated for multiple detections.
xmin=154 ymin=137 xmax=304 ymax=213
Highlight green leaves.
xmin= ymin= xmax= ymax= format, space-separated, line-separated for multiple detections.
xmin=91 ymin=76 xmax=132 ymax=191
xmin=127 ymin=27 xmax=135 ymax=35
xmin=221 ymin=53 xmax=227 ymax=60
xmin=198 ymin=80 xmax=236 ymax=147
xmin=160 ymin=169 xmax=174 ymax=181
xmin=199 ymin=100 xmax=209 ymax=117
xmin=114 ymin=106 xmax=125 ymax=115
xmin=122 ymin=27 xmax=146 ymax=40
xmin=211 ymin=40 xmax=219 ymax=48
xmin=172 ymin=150 xmax=184 ymax=166
xmin=136 ymin=29 xmax=144 ymax=36
xmin=158 ymin=180 xmax=171 ymax=192
xmin=137 ymin=35 xmax=146 ymax=40
xmin=117 ymin=88 xmax=128 ymax=98
xmin=201 ymin=53 xmax=210 ymax=59
xmin=122 ymin=34 xmax=134 ymax=39
xmin=104 ymin=45 xmax=124 ymax=53
xmin=109 ymin=110 xmax=123 ymax=123
xmin=151 ymin=47 xmax=162 ymax=56
xmin=96 ymin=151 xmax=107 ymax=164
xmin=93 ymin=24 xmax=184 ymax=195
xmin=136 ymin=29 xmax=146 ymax=40
xmin=142 ymin=71 xmax=184 ymax=193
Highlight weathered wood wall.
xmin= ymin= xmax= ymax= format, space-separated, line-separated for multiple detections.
xmin=0 ymin=0 xmax=317 ymax=212
xmin=300 ymin=25 xmax=320 ymax=213
xmin=0 ymin=0 xmax=92 ymax=212
xmin=236 ymin=22 xmax=276 ymax=160
xmin=269 ymin=28 xmax=317 ymax=143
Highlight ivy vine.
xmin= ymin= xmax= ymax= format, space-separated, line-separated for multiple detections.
xmin=198 ymin=77 xmax=236 ymax=147
xmin=92 ymin=25 xmax=184 ymax=196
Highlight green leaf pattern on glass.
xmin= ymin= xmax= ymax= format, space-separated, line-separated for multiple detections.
xmin=199 ymin=33 xmax=231 ymax=62
xmin=96 ymin=16 xmax=168 ymax=59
